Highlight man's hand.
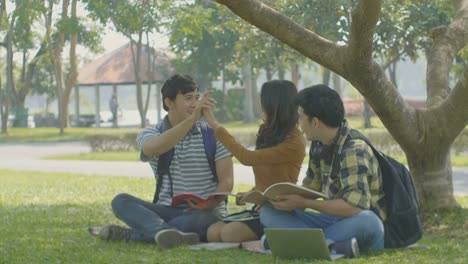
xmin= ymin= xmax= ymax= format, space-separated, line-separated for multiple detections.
xmin=192 ymin=91 xmax=216 ymax=122
xmin=270 ymin=194 xmax=308 ymax=211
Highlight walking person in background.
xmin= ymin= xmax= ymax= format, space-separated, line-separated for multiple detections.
xmin=109 ymin=94 xmax=119 ymax=128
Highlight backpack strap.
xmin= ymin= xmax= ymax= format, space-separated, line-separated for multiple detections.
xmin=200 ymin=120 xmax=217 ymax=182
xmin=153 ymin=116 xmax=174 ymax=203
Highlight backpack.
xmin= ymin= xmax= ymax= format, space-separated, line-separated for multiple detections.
xmin=347 ymin=129 xmax=422 ymax=248
xmin=152 ymin=117 xmax=217 ymax=204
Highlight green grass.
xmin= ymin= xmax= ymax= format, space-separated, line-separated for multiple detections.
xmin=0 ymin=169 xmax=467 ymax=264
xmin=0 ymin=127 xmax=139 ymax=143
xmin=45 ymin=151 xmax=468 ymax=167
xmin=0 ymin=116 xmax=383 ymax=143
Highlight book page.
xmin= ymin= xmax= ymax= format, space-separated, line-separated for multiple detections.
xmin=264 ymin=182 xmax=328 ymax=200
xmin=239 ymin=191 xmax=267 ymax=205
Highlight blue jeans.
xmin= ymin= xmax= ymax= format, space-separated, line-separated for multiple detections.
xmin=260 ymin=203 xmax=384 ymax=252
xmin=111 ymin=193 xmax=221 ymax=243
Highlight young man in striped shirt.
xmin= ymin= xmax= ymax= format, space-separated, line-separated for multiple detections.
xmin=95 ymin=74 xmax=233 ymax=249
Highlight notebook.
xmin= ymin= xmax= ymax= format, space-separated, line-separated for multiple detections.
xmin=264 ymin=228 xmax=344 ymax=260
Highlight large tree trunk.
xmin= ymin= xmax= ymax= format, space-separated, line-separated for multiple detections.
xmin=407 ymin=147 xmax=456 ymax=209
xmin=215 ymin=0 xmax=468 ymax=210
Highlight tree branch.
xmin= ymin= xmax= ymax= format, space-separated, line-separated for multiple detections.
xmin=214 ymin=0 xmax=347 ymax=75
xmin=436 ymin=64 xmax=468 ymax=142
xmin=348 ymin=0 xmax=382 ymax=65
xmin=426 ymin=1 xmax=468 ymax=106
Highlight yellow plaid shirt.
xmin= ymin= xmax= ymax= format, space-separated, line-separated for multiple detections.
xmin=303 ymin=120 xmax=387 ymax=220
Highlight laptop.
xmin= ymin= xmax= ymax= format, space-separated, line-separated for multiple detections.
xmin=264 ymin=228 xmax=344 ymax=260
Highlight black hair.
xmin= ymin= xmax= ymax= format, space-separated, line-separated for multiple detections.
xmin=255 ymin=80 xmax=299 ymax=149
xmin=161 ymin=74 xmax=198 ymax=111
xmin=294 ymin=84 xmax=344 ymax=128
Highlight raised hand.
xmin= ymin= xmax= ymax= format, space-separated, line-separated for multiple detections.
xmin=192 ymin=91 xmax=216 ymax=122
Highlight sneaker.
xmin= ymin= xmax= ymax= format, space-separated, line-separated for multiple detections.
xmin=92 ymin=225 xmax=132 ymax=241
xmin=331 ymin=237 xmax=360 ymax=258
xmin=154 ymin=229 xmax=199 ymax=249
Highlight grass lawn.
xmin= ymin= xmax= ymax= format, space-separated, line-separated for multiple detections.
xmin=44 ymin=151 xmax=468 ymax=167
xmin=1 ymin=170 xmax=467 ymax=264
xmin=0 ymin=116 xmax=385 ymax=143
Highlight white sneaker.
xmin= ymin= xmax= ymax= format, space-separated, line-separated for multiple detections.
xmin=154 ymin=229 xmax=199 ymax=249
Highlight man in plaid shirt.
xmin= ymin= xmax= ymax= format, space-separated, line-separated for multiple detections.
xmin=260 ymin=85 xmax=386 ymax=258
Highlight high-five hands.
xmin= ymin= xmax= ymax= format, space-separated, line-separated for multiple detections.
xmin=199 ymin=91 xmax=220 ymax=129
xmin=192 ymin=91 xmax=216 ymax=122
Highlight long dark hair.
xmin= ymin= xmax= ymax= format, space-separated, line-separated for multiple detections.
xmin=255 ymin=80 xmax=299 ymax=149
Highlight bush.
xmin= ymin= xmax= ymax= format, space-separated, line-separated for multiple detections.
xmin=85 ymin=128 xmax=468 ymax=155
xmin=86 ymin=133 xmax=138 ymax=152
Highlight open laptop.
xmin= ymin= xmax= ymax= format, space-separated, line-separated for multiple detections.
xmin=264 ymin=228 xmax=344 ymax=260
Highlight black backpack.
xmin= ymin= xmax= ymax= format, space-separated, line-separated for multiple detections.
xmin=152 ymin=117 xmax=217 ymax=203
xmin=348 ymin=129 xmax=422 ymax=248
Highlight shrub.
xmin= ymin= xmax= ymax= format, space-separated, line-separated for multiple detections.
xmin=86 ymin=133 xmax=138 ymax=152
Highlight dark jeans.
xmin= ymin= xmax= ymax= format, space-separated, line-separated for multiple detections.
xmin=111 ymin=193 xmax=221 ymax=243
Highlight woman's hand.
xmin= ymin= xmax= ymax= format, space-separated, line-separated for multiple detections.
xmin=202 ymin=100 xmax=221 ymax=129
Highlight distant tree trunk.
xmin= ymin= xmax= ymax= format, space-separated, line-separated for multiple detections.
xmin=0 ymin=76 xmax=8 ymax=135
xmin=291 ymin=62 xmax=300 ymax=88
xmin=388 ymin=61 xmax=398 ymax=86
xmin=362 ymin=100 xmax=372 ymax=128
xmin=130 ymin=32 xmax=146 ymax=128
xmin=332 ymin=72 xmax=342 ymax=96
xmin=322 ymin=67 xmax=331 ymax=86
xmin=265 ymin=66 xmax=273 ymax=81
xmin=242 ymin=60 xmax=255 ymax=123
xmin=4 ymin=12 xmax=15 ymax=133
xmin=277 ymin=65 xmax=285 ymax=80
xmin=252 ymin=69 xmax=261 ymax=119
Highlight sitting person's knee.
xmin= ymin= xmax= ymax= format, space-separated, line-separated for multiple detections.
xmin=207 ymin=221 xmax=225 ymax=242
xmin=111 ymin=193 xmax=132 ymax=210
xmin=220 ymin=222 xmax=257 ymax=243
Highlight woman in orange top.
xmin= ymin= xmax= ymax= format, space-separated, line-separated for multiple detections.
xmin=203 ymin=80 xmax=306 ymax=243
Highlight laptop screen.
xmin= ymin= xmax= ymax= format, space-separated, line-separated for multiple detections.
xmin=265 ymin=228 xmax=343 ymax=260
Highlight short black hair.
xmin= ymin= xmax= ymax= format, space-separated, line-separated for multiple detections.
xmin=294 ymin=84 xmax=344 ymax=127
xmin=161 ymin=74 xmax=198 ymax=111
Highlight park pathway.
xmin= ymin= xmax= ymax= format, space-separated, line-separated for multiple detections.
xmin=1 ymin=141 xmax=467 ymax=195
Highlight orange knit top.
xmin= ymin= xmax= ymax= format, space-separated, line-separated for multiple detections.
xmin=214 ymin=126 xmax=306 ymax=192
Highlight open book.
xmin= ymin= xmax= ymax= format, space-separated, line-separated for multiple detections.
xmin=171 ymin=192 xmax=232 ymax=207
xmin=238 ymin=182 xmax=328 ymax=205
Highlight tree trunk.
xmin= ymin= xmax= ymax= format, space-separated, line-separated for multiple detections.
xmin=362 ymin=99 xmax=372 ymax=128
xmin=242 ymin=60 xmax=255 ymax=123
xmin=214 ymin=0 xmax=468 ymax=210
xmin=322 ymin=67 xmax=331 ymax=86
xmin=332 ymin=72 xmax=342 ymax=97
xmin=291 ymin=62 xmax=300 ymax=88
xmin=265 ymin=67 xmax=273 ymax=81
xmin=0 ymin=78 xmax=8 ymax=135
xmin=130 ymin=33 xmax=146 ymax=128
xmin=388 ymin=61 xmax=397 ymax=86
xmin=277 ymin=65 xmax=285 ymax=80
xmin=407 ymin=148 xmax=457 ymax=211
